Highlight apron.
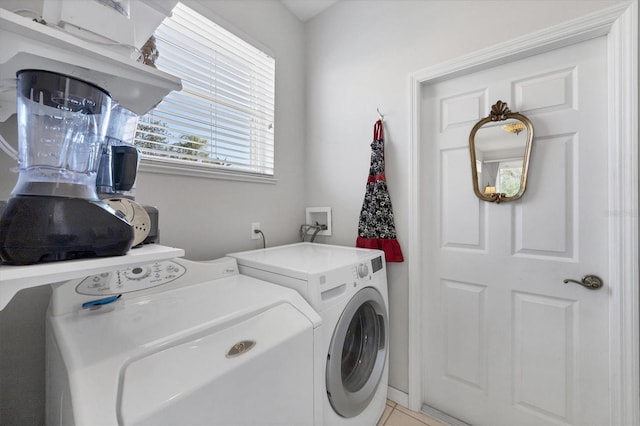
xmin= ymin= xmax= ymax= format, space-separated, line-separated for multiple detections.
xmin=356 ymin=119 xmax=404 ymax=262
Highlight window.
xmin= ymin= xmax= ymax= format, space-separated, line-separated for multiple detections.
xmin=135 ymin=2 xmax=275 ymax=178
xmin=495 ymin=160 xmax=522 ymax=196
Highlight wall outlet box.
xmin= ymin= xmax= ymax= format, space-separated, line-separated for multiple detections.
xmin=251 ymin=222 xmax=261 ymax=240
xmin=305 ymin=207 xmax=331 ymax=236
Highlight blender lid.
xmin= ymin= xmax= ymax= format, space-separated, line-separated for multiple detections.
xmin=17 ymin=69 xmax=112 ymax=114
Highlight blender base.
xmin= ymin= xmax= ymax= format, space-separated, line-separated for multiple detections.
xmin=0 ymin=196 xmax=134 ymax=265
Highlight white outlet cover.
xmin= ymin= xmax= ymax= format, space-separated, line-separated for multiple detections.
xmin=251 ymin=222 xmax=261 ymax=240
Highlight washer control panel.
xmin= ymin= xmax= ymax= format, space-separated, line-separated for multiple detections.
xmin=76 ymin=261 xmax=187 ymax=295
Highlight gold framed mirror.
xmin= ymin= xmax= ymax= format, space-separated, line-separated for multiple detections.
xmin=469 ymin=100 xmax=534 ymax=203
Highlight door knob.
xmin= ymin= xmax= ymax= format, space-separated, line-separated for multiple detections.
xmin=563 ymin=275 xmax=603 ymax=290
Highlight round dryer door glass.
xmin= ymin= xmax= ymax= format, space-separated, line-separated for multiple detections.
xmin=326 ymin=287 xmax=388 ymax=418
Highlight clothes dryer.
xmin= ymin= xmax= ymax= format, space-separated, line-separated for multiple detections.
xmin=46 ymin=257 xmax=322 ymax=426
xmin=228 ymin=243 xmax=389 ymax=426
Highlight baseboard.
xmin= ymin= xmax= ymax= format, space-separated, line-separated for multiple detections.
xmin=386 ymin=386 xmax=469 ymax=426
xmin=421 ymin=404 xmax=470 ymax=426
xmin=386 ymin=386 xmax=408 ymax=407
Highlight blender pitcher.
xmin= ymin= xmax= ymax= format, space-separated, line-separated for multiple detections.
xmin=0 ymin=70 xmax=134 ymax=265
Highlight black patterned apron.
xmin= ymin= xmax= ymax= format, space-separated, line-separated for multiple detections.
xmin=356 ymin=119 xmax=404 ymax=262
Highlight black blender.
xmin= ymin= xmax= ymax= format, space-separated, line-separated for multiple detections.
xmin=0 ymin=70 xmax=134 ymax=265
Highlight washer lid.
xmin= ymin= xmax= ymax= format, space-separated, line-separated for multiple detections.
xmin=49 ymin=273 xmax=320 ymax=425
xmin=229 ymin=243 xmax=384 ymax=280
xmin=53 ymin=274 xmax=320 ymax=367
xmin=118 ymin=302 xmax=315 ymax=425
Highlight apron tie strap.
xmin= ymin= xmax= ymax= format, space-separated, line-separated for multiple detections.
xmin=374 ymin=119 xmax=384 ymax=141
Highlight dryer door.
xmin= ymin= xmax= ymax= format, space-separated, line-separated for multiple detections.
xmin=326 ymin=286 xmax=388 ymax=418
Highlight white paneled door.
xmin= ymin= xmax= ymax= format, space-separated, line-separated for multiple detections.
xmin=421 ymin=36 xmax=609 ymax=425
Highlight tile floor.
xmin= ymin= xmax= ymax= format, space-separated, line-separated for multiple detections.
xmin=377 ymin=400 xmax=446 ymax=426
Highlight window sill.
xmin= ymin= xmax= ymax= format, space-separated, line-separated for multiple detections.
xmin=138 ymin=158 xmax=277 ymax=184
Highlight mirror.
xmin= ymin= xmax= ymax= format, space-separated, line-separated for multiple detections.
xmin=469 ymin=101 xmax=534 ymax=203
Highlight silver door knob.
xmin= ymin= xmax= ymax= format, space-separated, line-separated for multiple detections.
xmin=563 ymin=275 xmax=603 ymax=290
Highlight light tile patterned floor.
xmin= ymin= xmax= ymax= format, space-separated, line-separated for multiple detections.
xmin=377 ymin=400 xmax=446 ymax=426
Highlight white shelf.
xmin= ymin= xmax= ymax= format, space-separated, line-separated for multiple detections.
xmin=0 ymin=8 xmax=182 ymax=121
xmin=0 ymin=244 xmax=185 ymax=310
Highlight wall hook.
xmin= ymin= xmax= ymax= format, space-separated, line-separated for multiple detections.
xmin=377 ymin=107 xmax=384 ymax=121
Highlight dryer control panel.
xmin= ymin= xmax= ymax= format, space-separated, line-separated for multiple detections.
xmin=354 ymin=256 xmax=384 ymax=279
xmin=76 ymin=261 xmax=187 ymax=295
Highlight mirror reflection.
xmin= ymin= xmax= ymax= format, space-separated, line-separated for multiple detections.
xmin=469 ymin=101 xmax=534 ymax=203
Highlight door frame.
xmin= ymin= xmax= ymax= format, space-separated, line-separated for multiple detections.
xmin=406 ymin=2 xmax=638 ymax=424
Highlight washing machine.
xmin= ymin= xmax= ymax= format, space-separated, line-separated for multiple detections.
xmin=228 ymin=243 xmax=389 ymax=426
xmin=45 ymin=256 xmax=323 ymax=426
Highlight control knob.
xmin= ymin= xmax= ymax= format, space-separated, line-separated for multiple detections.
xmin=123 ymin=266 xmax=151 ymax=281
xmin=357 ymin=263 xmax=369 ymax=278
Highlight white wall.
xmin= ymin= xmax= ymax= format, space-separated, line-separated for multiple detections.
xmin=303 ymin=0 xmax=627 ymax=395
xmin=0 ymin=1 xmax=305 ymax=423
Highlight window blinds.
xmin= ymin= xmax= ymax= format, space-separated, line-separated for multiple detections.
xmin=135 ymin=2 xmax=276 ymax=176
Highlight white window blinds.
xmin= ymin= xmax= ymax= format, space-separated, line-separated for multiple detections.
xmin=135 ymin=2 xmax=275 ymax=176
